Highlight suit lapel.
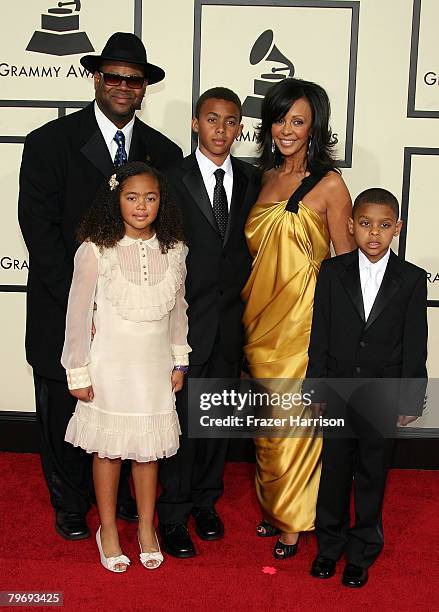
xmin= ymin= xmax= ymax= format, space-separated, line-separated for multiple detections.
xmin=128 ymin=118 xmax=151 ymax=164
xmin=224 ymin=157 xmax=248 ymax=246
xmin=339 ymin=250 xmax=365 ymax=323
xmin=79 ymin=104 xmax=114 ymax=178
xmin=365 ymin=251 xmax=402 ymax=331
xmin=182 ymin=153 xmax=218 ymax=233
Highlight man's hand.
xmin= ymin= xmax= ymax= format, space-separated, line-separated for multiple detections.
xmin=171 ymin=370 xmax=185 ymax=392
xmin=398 ymin=415 xmax=418 ymax=426
xmin=70 ymin=386 xmax=94 ymax=402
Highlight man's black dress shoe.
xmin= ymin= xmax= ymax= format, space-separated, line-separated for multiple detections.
xmin=159 ymin=523 xmax=196 ymax=558
xmin=55 ymin=510 xmax=90 ymax=541
xmin=310 ymin=555 xmax=336 ymax=579
xmin=192 ymin=508 xmax=224 ymax=541
xmin=342 ymin=563 xmax=368 ymax=588
xmin=116 ymin=498 xmax=138 ymax=522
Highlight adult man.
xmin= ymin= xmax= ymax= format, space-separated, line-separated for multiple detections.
xmin=18 ymin=32 xmax=182 ymax=540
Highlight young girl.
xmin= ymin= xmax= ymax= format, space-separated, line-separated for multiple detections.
xmin=61 ymin=162 xmax=189 ymax=573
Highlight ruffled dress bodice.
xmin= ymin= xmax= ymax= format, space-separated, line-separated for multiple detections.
xmin=95 ymin=235 xmax=187 ymax=322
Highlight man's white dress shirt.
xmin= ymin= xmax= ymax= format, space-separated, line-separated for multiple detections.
xmin=94 ymin=101 xmax=135 ymax=162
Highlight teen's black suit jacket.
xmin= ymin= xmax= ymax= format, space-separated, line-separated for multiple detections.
xmin=166 ymin=152 xmax=260 ymax=365
xmin=306 ymin=249 xmax=428 ymax=418
xmin=19 ymin=102 xmax=182 ymax=381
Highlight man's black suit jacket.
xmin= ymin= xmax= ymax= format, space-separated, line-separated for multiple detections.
xmin=18 ymin=102 xmax=183 ymax=381
xmin=306 ymin=249 xmax=428 ymax=418
xmin=167 ymin=153 xmax=260 ymax=365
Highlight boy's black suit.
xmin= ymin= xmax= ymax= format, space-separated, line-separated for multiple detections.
xmin=18 ymin=102 xmax=182 ymax=518
xmin=158 ymin=152 xmax=259 ymax=525
xmin=306 ymin=249 xmax=427 ymax=568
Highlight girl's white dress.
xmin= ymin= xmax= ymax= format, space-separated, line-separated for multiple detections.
xmin=61 ymin=235 xmax=190 ymax=462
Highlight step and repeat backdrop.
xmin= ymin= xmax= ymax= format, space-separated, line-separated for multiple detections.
xmin=1 ymin=0 xmax=438 ymax=433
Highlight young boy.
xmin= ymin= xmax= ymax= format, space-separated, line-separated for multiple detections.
xmin=307 ymin=188 xmax=428 ymax=587
xmin=157 ymin=88 xmax=260 ymax=557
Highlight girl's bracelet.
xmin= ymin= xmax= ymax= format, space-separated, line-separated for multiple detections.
xmin=173 ymin=365 xmax=189 ymax=374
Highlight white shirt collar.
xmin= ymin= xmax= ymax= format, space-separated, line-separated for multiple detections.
xmin=195 ymin=147 xmax=233 ymax=180
xmin=94 ymin=101 xmax=135 ymax=155
xmin=358 ymin=248 xmax=391 ymax=272
xmin=118 ymin=234 xmax=160 ymax=249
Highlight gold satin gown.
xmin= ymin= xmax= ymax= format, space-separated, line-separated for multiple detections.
xmin=242 ymin=178 xmax=330 ymax=533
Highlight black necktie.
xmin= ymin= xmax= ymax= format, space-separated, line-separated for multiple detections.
xmin=213 ymin=168 xmax=228 ymax=240
xmin=114 ymin=130 xmax=128 ymax=168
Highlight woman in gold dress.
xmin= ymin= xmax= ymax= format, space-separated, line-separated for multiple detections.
xmin=242 ymin=78 xmax=355 ymax=559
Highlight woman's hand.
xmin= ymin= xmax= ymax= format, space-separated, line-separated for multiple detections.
xmin=310 ymin=402 xmax=326 ymax=418
xmin=70 ymin=386 xmax=94 ymax=401
xmin=171 ymin=370 xmax=185 ymax=392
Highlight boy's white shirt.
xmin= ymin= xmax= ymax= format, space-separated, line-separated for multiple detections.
xmin=358 ymin=248 xmax=391 ymax=319
xmin=195 ymin=147 xmax=233 ymax=211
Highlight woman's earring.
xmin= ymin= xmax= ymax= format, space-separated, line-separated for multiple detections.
xmin=271 ymin=139 xmax=276 ymax=154
xmin=307 ymin=136 xmax=312 ymax=156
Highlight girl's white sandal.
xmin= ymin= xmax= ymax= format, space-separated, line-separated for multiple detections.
xmin=96 ymin=526 xmax=130 ymax=573
xmin=138 ymin=532 xmax=164 ymax=569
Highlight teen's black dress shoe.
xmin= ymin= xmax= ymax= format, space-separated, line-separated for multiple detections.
xmin=310 ymin=555 xmax=336 ymax=578
xmin=55 ymin=510 xmax=90 ymax=540
xmin=116 ymin=498 xmax=138 ymax=522
xmin=192 ymin=508 xmax=224 ymax=540
xmin=158 ymin=523 xmax=196 ymax=558
xmin=342 ymin=564 xmax=368 ymax=588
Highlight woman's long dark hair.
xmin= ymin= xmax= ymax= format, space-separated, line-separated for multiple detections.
xmin=257 ymin=78 xmax=338 ymax=174
xmin=77 ymin=162 xmax=184 ymax=252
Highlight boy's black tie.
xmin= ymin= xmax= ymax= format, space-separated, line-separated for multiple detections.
xmin=213 ymin=168 xmax=228 ymax=240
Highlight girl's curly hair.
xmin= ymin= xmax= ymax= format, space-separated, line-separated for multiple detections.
xmin=77 ymin=161 xmax=184 ymax=252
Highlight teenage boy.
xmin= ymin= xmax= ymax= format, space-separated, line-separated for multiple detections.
xmin=157 ymin=87 xmax=260 ymax=557
xmin=307 ymin=188 xmax=428 ymax=587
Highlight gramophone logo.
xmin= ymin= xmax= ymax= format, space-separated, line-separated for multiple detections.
xmin=26 ymin=0 xmax=94 ymax=56
xmin=242 ymin=30 xmax=295 ymax=120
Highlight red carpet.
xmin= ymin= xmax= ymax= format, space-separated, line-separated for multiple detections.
xmin=1 ymin=453 xmax=438 ymax=611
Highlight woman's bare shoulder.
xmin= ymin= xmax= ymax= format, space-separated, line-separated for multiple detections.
xmin=320 ymin=170 xmax=350 ymax=199
xmin=321 ymin=169 xmax=345 ymax=188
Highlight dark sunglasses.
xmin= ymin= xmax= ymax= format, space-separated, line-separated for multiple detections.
xmin=99 ymin=71 xmax=146 ymax=89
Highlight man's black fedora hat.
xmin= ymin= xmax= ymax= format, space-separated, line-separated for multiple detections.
xmin=80 ymin=32 xmax=165 ymax=85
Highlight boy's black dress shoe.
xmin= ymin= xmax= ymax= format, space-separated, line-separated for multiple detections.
xmin=55 ymin=510 xmax=90 ymax=540
xmin=116 ymin=498 xmax=138 ymax=522
xmin=310 ymin=555 xmax=336 ymax=578
xmin=192 ymin=508 xmax=224 ymax=540
xmin=159 ymin=523 xmax=196 ymax=558
xmin=342 ymin=564 xmax=368 ymax=588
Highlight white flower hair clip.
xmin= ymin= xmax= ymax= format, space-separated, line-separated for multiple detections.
xmin=109 ymin=174 xmax=119 ymax=191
